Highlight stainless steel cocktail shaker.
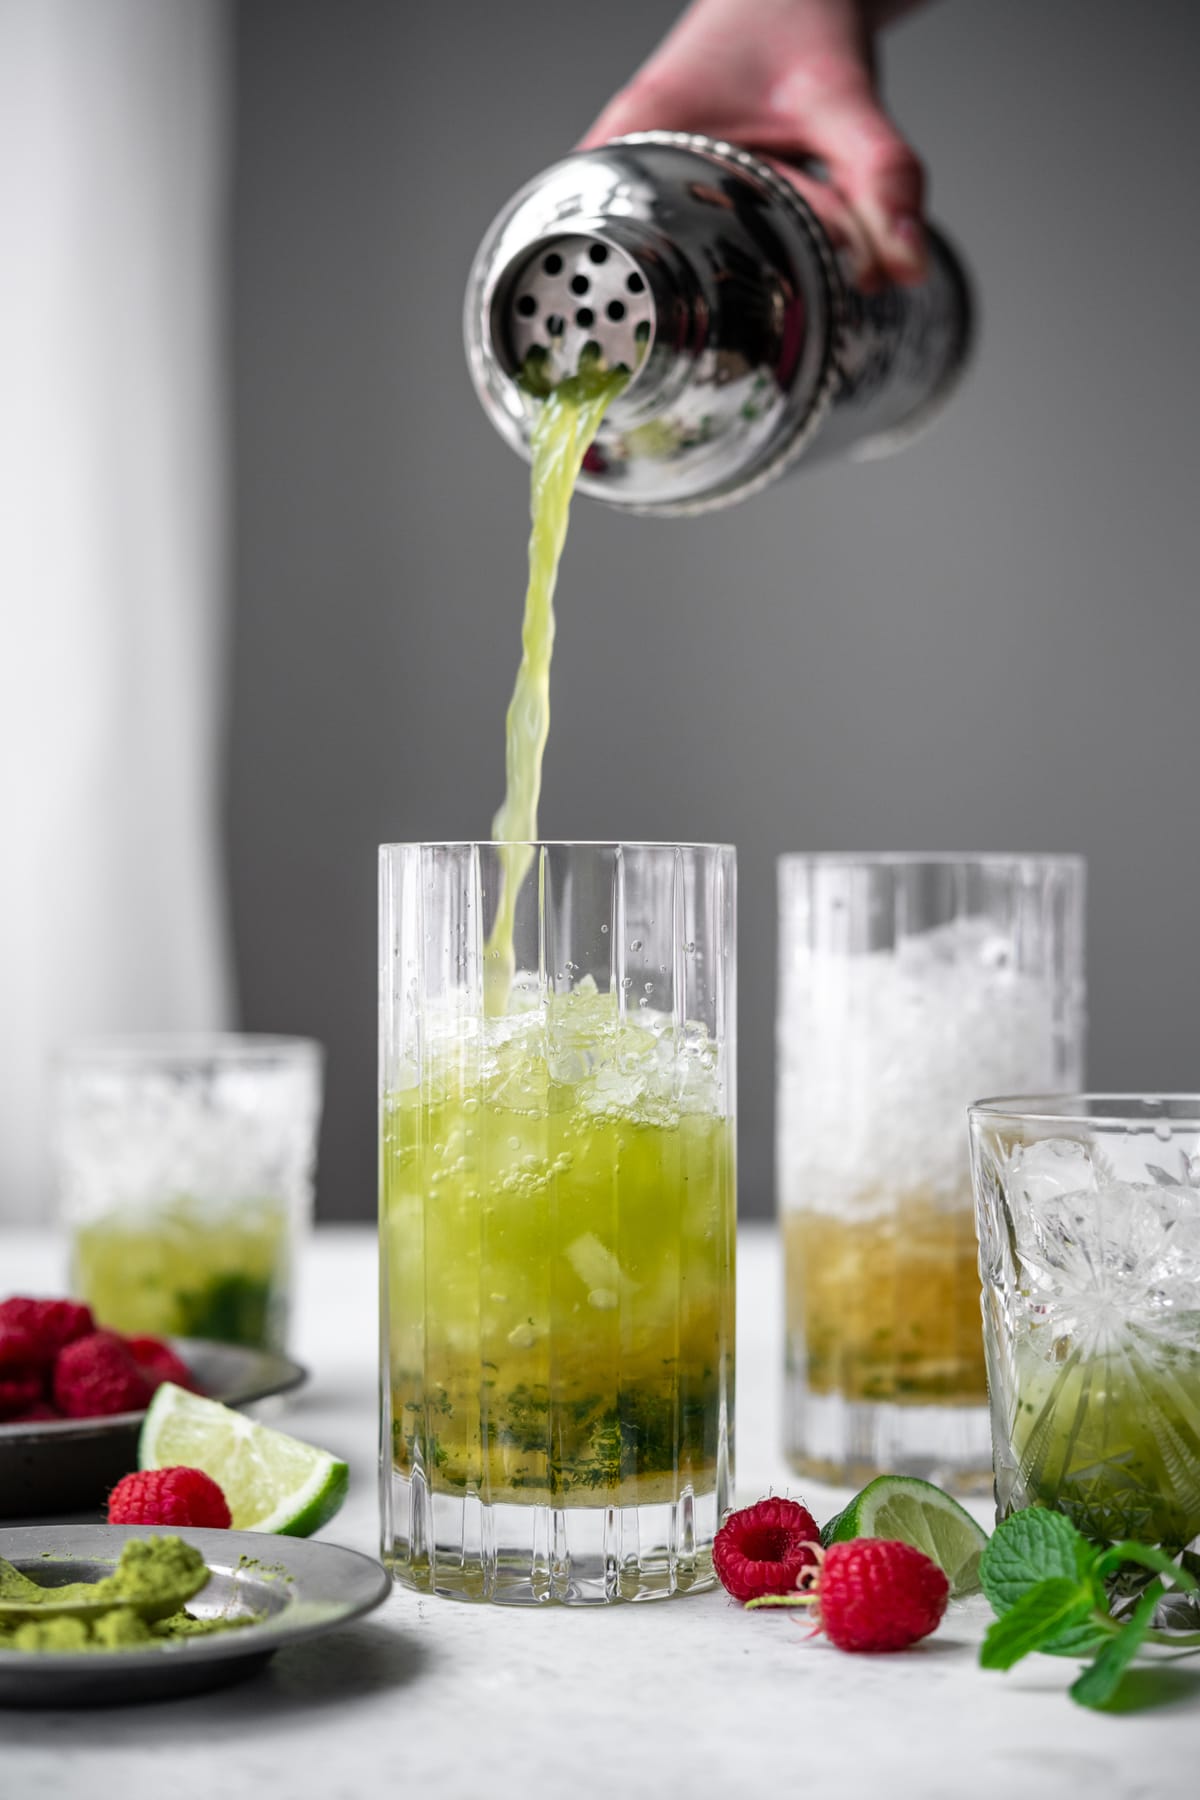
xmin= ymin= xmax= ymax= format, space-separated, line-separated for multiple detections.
xmin=464 ymin=131 xmax=971 ymax=515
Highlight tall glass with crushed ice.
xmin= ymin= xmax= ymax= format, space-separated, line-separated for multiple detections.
xmin=970 ymin=1097 xmax=1200 ymax=1552
xmin=777 ymin=856 xmax=1085 ymax=1490
xmin=380 ymin=843 xmax=736 ymax=1603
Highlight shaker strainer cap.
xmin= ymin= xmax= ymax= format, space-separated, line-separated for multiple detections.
xmin=495 ymin=234 xmax=655 ymax=391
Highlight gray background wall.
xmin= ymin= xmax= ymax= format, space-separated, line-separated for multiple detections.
xmin=229 ymin=0 xmax=1200 ymax=1221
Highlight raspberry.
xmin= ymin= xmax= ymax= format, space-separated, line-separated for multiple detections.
xmin=107 ymin=1467 xmax=232 ymax=1529
xmin=53 ymin=1332 xmax=154 ymax=1419
xmin=712 ymin=1497 xmax=821 ymax=1602
xmin=123 ymin=1336 xmax=200 ymax=1393
xmin=805 ymin=1539 xmax=949 ymax=1653
xmin=0 ymin=1368 xmax=47 ymax=1419
xmin=4 ymin=1401 xmax=62 ymax=1423
xmin=0 ymin=1297 xmax=94 ymax=1368
xmin=0 ymin=1326 xmax=40 ymax=1371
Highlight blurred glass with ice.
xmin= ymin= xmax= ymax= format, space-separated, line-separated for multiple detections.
xmin=778 ymin=856 xmax=1085 ymax=1492
xmin=56 ymin=1037 xmax=323 ymax=1351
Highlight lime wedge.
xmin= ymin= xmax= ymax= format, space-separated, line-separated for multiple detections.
xmin=139 ymin=1383 xmax=349 ymax=1537
xmin=821 ymin=1475 xmax=989 ymax=1597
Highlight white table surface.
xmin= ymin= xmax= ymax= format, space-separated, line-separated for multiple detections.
xmin=2 ymin=1224 xmax=1196 ymax=1800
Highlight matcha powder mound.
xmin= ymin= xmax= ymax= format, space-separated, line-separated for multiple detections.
xmin=0 ymin=1536 xmax=260 ymax=1655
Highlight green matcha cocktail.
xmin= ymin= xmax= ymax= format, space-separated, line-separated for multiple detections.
xmin=55 ymin=1038 xmax=322 ymax=1352
xmin=1007 ymin=1335 xmax=1200 ymax=1552
xmin=971 ymin=1098 xmax=1200 ymax=1555
xmin=70 ymin=1198 xmax=291 ymax=1349
xmin=380 ymin=844 xmax=736 ymax=1604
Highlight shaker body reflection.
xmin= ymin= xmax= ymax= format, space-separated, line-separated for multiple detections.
xmin=465 ymin=132 xmax=971 ymax=514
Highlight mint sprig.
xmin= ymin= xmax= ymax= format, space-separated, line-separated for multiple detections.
xmin=980 ymin=1578 xmax=1097 ymax=1670
xmin=979 ymin=1508 xmax=1199 ymax=1710
xmin=1069 ymin=1581 xmax=1165 ymax=1709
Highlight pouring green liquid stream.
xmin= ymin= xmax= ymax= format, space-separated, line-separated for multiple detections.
xmin=484 ymin=359 xmax=627 ymax=1010
xmin=382 ymin=351 xmax=734 ymax=1594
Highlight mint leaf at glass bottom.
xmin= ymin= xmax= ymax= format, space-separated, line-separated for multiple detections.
xmin=980 ymin=1508 xmax=1082 ymax=1607
xmin=980 ymin=1578 xmax=1097 ymax=1671
xmin=980 ymin=1508 xmax=1110 ymax=1657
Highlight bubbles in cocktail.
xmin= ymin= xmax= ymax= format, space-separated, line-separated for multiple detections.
xmin=382 ymin=1002 xmax=733 ymax=1519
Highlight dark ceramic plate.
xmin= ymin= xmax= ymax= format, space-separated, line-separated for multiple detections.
xmin=0 ymin=1340 xmax=306 ymax=1519
xmin=0 ymin=1524 xmax=390 ymax=1706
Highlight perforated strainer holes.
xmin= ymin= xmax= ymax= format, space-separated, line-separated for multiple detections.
xmin=502 ymin=234 xmax=655 ymax=385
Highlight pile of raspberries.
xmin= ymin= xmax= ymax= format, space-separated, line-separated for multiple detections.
xmin=0 ymin=1295 xmax=199 ymax=1423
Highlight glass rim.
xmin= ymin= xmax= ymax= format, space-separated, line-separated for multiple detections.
xmin=54 ymin=1033 xmax=324 ymax=1068
xmin=969 ymin=1093 xmax=1200 ymax=1130
xmin=778 ymin=851 xmax=1085 ymax=870
xmin=379 ymin=840 xmax=736 ymax=854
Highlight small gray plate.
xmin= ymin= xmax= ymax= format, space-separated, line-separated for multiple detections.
xmin=0 ymin=1341 xmax=306 ymax=1519
xmin=0 ymin=1524 xmax=391 ymax=1706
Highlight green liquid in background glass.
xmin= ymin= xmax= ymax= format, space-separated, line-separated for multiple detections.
xmin=484 ymin=358 xmax=627 ymax=1010
xmin=1010 ymin=1338 xmax=1200 ymax=1553
xmin=71 ymin=1198 xmax=290 ymax=1350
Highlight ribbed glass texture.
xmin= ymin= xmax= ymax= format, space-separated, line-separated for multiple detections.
xmin=777 ymin=855 xmax=1085 ymax=1491
xmin=970 ymin=1097 xmax=1200 ymax=1553
xmin=379 ymin=842 xmax=736 ymax=1603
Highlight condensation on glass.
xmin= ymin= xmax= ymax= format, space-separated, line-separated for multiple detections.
xmin=777 ymin=855 xmax=1085 ymax=1491
xmin=55 ymin=1036 xmax=323 ymax=1354
xmin=379 ymin=842 xmax=736 ymax=1603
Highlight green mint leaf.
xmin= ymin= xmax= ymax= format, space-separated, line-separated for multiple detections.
xmin=980 ymin=1508 xmax=1086 ymax=1607
xmin=743 ymin=1594 xmax=813 ymax=1611
xmin=980 ymin=1578 xmax=1096 ymax=1671
xmin=1070 ymin=1582 xmax=1164 ymax=1710
xmin=980 ymin=1509 xmax=1110 ymax=1658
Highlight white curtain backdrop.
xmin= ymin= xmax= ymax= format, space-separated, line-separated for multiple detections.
xmin=0 ymin=0 xmax=232 ymax=1222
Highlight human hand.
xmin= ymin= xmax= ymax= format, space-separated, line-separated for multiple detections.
xmin=581 ymin=0 xmax=928 ymax=288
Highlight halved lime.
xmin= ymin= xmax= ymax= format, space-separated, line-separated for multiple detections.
xmin=821 ymin=1475 xmax=989 ymax=1597
xmin=139 ymin=1383 xmax=349 ymax=1537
